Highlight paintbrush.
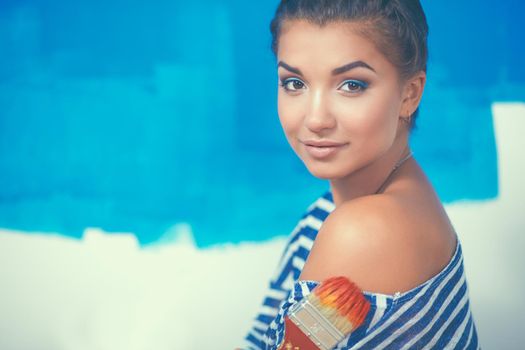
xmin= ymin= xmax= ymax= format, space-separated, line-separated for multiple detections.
xmin=277 ymin=276 xmax=370 ymax=350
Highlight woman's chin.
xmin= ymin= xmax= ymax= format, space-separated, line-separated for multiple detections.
xmin=302 ymin=162 xmax=346 ymax=180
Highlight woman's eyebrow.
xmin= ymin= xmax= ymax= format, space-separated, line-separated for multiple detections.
xmin=332 ymin=60 xmax=376 ymax=75
xmin=277 ymin=60 xmax=376 ymax=75
xmin=277 ymin=61 xmax=303 ymax=75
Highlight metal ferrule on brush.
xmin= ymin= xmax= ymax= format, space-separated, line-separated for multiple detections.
xmin=287 ymin=297 xmax=346 ymax=350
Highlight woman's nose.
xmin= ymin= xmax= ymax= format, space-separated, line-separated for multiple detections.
xmin=304 ymin=89 xmax=336 ymax=132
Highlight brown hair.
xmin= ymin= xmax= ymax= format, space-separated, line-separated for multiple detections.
xmin=269 ymin=0 xmax=429 ymax=130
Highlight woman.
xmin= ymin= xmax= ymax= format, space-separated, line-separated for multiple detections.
xmin=241 ymin=1 xmax=479 ymax=349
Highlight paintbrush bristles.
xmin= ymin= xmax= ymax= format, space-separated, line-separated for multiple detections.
xmin=307 ymin=276 xmax=371 ymax=335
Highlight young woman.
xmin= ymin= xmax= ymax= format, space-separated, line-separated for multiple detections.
xmin=241 ymin=1 xmax=479 ymax=349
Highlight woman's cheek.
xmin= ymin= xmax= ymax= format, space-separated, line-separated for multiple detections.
xmin=343 ymin=98 xmax=397 ymax=155
xmin=278 ymin=97 xmax=303 ymax=133
xmin=336 ymin=97 xmax=384 ymax=135
xmin=278 ymin=100 xmax=302 ymax=149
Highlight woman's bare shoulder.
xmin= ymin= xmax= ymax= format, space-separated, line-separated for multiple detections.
xmin=299 ymin=193 xmax=457 ymax=295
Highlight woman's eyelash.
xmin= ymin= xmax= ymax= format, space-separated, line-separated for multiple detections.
xmin=278 ymin=78 xmax=369 ymax=93
xmin=339 ymin=79 xmax=369 ymax=93
xmin=279 ymin=78 xmax=305 ymax=91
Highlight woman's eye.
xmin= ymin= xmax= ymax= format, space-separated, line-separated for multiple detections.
xmin=280 ymin=78 xmax=305 ymax=92
xmin=339 ymin=80 xmax=369 ymax=93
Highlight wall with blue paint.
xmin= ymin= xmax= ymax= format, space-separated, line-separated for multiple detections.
xmin=0 ymin=0 xmax=523 ymax=247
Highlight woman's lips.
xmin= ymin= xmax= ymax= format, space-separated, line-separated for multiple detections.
xmin=302 ymin=142 xmax=348 ymax=159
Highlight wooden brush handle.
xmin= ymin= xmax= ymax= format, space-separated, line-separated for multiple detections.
xmin=277 ymin=317 xmax=321 ymax=350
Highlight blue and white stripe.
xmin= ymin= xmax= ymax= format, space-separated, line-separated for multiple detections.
xmin=241 ymin=190 xmax=479 ymax=350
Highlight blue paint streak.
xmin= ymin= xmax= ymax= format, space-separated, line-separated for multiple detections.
xmin=0 ymin=0 xmax=521 ymax=246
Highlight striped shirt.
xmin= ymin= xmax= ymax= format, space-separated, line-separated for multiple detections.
xmin=241 ymin=190 xmax=480 ymax=350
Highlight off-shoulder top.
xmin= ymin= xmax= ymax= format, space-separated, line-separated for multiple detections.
xmin=240 ymin=190 xmax=480 ymax=350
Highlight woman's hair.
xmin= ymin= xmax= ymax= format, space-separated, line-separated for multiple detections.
xmin=269 ymin=0 xmax=429 ymax=130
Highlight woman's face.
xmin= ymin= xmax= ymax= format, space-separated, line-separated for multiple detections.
xmin=276 ymin=20 xmax=408 ymax=180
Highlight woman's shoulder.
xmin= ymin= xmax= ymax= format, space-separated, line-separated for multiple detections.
xmin=299 ymin=191 xmax=457 ymax=295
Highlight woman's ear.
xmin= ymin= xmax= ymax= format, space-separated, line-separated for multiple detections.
xmin=400 ymin=71 xmax=426 ymax=117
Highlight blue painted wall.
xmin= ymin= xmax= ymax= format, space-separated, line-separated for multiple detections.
xmin=0 ymin=0 xmax=523 ymax=247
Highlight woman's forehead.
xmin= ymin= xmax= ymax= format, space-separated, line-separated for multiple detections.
xmin=277 ymin=20 xmax=391 ymax=75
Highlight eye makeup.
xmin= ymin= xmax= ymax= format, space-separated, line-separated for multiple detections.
xmin=279 ymin=77 xmax=306 ymax=92
xmin=278 ymin=77 xmax=370 ymax=94
xmin=338 ymin=79 xmax=369 ymax=93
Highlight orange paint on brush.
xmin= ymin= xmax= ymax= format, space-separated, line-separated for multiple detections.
xmin=313 ymin=276 xmax=370 ymax=328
